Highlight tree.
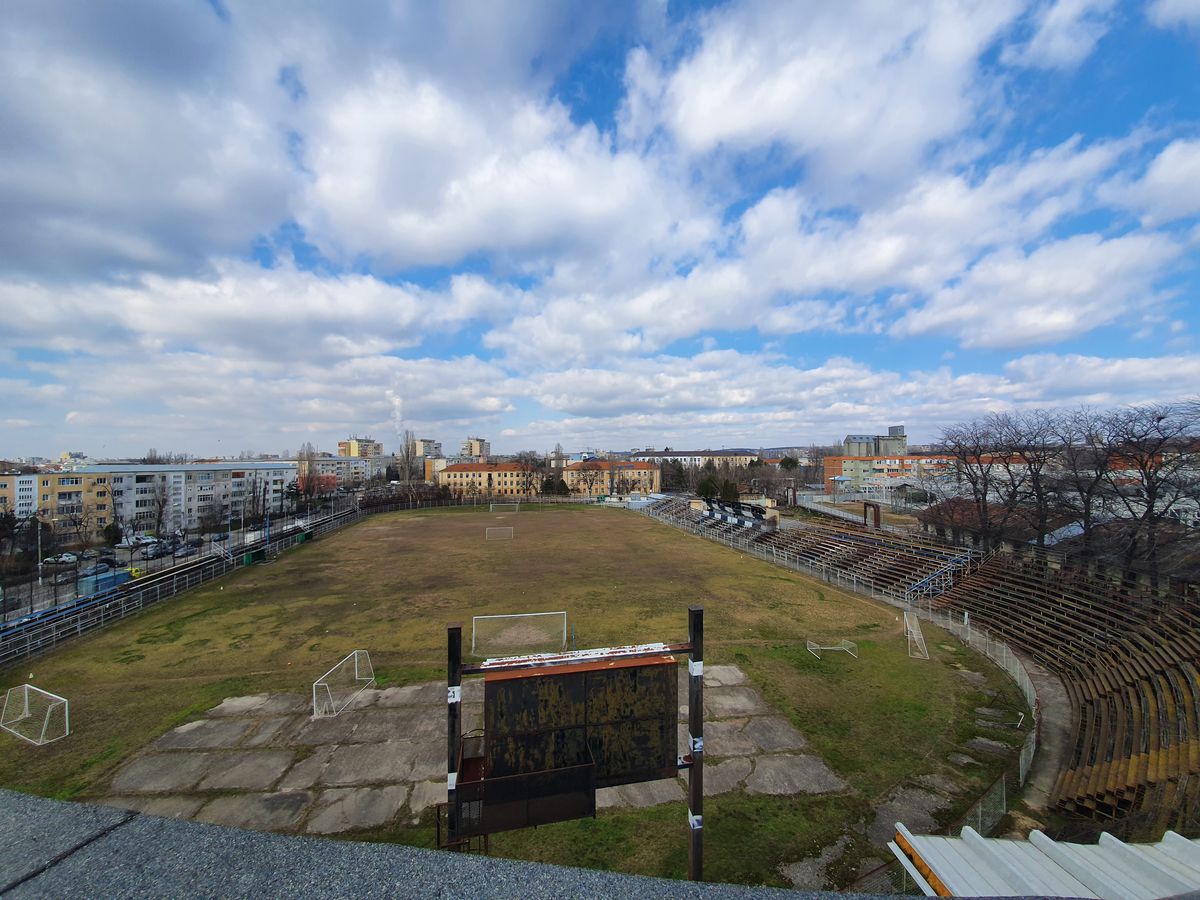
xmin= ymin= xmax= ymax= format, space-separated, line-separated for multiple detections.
xmin=696 ymin=474 xmax=720 ymax=498
xmin=398 ymin=429 xmax=419 ymax=486
xmin=937 ymin=416 xmax=1024 ymax=550
xmin=513 ymin=451 xmax=542 ymax=496
xmin=574 ymin=461 xmax=605 ymax=496
xmin=296 ymin=442 xmax=320 ymax=511
xmin=151 ymin=477 xmax=170 ymax=537
xmin=719 ymin=479 xmax=739 ymax=501
xmin=779 ymin=456 xmax=798 ymax=471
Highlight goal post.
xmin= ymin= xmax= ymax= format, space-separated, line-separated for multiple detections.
xmin=806 ymin=639 xmax=858 ymax=659
xmin=0 ymin=684 xmax=69 ymax=745
xmin=472 ymin=611 xmax=568 ymax=657
xmin=905 ymin=611 xmax=929 ymax=660
xmin=485 ymin=526 xmax=514 ymax=541
xmin=489 ymin=502 xmax=520 ymax=513
xmin=312 ymin=649 xmax=376 ymax=718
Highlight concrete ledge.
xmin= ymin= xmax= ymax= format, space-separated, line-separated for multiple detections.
xmin=0 ymin=790 xmax=872 ymax=899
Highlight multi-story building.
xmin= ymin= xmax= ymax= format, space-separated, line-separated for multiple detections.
xmin=414 ymin=439 xmax=442 ymax=458
xmin=822 ymin=455 xmax=950 ymax=494
xmin=460 ymin=437 xmax=490 ymax=459
xmin=1 ymin=470 xmax=113 ymax=539
xmin=338 ymin=437 xmax=384 ymax=458
xmin=563 ymin=461 xmax=660 ymax=496
xmin=75 ymin=463 xmax=297 ymax=536
xmin=631 ymin=449 xmax=758 ymax=468
xmin=841 ymin=426 xmax=907 ymax=457
xmin=296 ymin=454 xmax=386 ymax=490
xmin=438 ymin=462 xmax=534 ymax=497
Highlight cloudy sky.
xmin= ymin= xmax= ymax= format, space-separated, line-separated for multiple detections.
xmin=2 ymin=0 xmax=1199 ymax=459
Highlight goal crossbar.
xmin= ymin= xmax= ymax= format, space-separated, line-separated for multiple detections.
xmin=312 ymin=649 xmax=376 ymax=718
xmin=0 ymin=684 xmax=69 ymax=745
xmin=806 ymin=639 xmax=858 ymax=659
xmin=905 ymin=611 xmax=929 ymax=660
xmin=472 ymin=611 xmax=567 ymax=656
xmin=485 ymin=526 xmax=514 ymax=541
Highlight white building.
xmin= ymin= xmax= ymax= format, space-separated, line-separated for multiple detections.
xmin=76 ymin=462 xmax=296 ymax=535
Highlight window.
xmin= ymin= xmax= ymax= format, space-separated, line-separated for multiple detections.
xmin=59 ymin=477 xmax=81 ymax=486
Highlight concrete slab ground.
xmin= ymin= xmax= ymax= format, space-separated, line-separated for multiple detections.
xmin=98 ymin=666 xmax=844 ymax=837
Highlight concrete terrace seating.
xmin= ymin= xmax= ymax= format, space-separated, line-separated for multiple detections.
xmin=935 ymin=550 xmax=1200 ymax=827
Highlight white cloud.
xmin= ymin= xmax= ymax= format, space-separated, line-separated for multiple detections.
xmin=641 ymin=0 xmax=1021 ymax=200
xmin=1002 ymin=0 xmax=1117 ymax=69
xmin=892 ymin=233 xmax=1181 ymax=347
xmin=1101 ymin=139 xmax=1200 ymax=225
xmin=1148 ymin=0 xmax=1200 ymax=29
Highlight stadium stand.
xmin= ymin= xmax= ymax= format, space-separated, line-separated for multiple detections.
xmin=934 ymin=549 xmax=1200 ymax=830
xmin=644 ymin=496 xmax=1200 ymax=836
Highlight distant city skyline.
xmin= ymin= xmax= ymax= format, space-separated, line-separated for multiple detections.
xmin=2 ymin=2 xmax=1198 ymax=458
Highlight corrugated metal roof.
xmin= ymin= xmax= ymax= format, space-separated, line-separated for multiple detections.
xmin=890 ymin=823 xmax=1200 ymax=898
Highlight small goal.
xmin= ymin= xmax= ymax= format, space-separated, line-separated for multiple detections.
xmin=312 ymin=649 xmax=376 ymax=718
xmin=0 ymin=684 xmax=69 ymax=745
xmin=485 ymin=526 xmax=514 ymax=541
xmin=905 ymin=611 xmax=929 ymax=660
xmin=489 ymin=502 xmax=520 ymax=513
xmin=806 ymin=639 xmax=858 ymax=659
xmin=472 ymin=611 xmax=568 ymax=657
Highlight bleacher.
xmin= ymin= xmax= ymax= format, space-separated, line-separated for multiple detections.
xmin=749 ymin=516 xmax=978 ymax=602
xmin=934 ymin=550 xmax=1200 ymax=828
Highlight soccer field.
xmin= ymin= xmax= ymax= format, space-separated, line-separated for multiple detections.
xmin=0 ymin=505 xmax=1026 ymax=886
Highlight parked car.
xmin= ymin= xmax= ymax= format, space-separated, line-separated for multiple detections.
xmin=173 ymin=545 xmax=199 ymax=559
xmin=186 ymin=537 xmax=204 ymax=548
xmin=135 ymin=535 xmax=159 ymax=546
xmin=43 ymin=552 xmax=78 ymax=565
xmin=98 ymin=553 xmax=118 ymax=566
xmin=211 ymin=532 xmax=231 ymax=542
xmin=80 ymin=563 xmax=111 ymax=577
xmin=80 ymin=549 xmax=99 ymax=559
xmin=53 ymin=570 xmax=78 ymax=585
xmin=140 ymin=545 xmax=167 ymax=560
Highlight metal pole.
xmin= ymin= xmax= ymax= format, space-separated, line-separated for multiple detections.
xmin=687 ymin=605 xmax=704 ymax=881
xmin=447 ymin=625 xmax=463 ymax=845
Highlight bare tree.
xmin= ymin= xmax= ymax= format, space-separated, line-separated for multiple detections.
xmin=1053 ymin=407 xmax=1115 ymax=557
xmin=513 ymin=451 xmax=542 ymax=496
xmin=398 ymin=429 xmax=419 ymax=486
xmin=573 ymin=461 xmax=605 ymax=497
xmin=1101 ymin=403 xmax=1199 ymax=572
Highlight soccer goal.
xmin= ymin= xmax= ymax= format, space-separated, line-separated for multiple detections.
xmin=905 ymin=611 xmax=929 ymax=660
xmin=472 ymin=611 xmax=568 ymax=657
xmin=0 ymin=684 xmax=69 ymax=745
xmin=312 ymin=649 xmax=376 ymax=718
xmin=806 ymin=639 xmax=858 ymax=659
xmin=485 ymin=526 xmax=514 ymax=541
xmin=489 ymin=502 xmax=520 ymax=513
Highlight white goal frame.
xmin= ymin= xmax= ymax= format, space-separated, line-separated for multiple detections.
xmin=312 ymin=649 xmax=376 ymax=718
xmin=472 ymin=611 xmax=568 ymax=656
xmin=905 ymin=611 xmax=929 ymax=660
xmin=489 ymin=502 xmax=520 ymax=513
xmin=485 ymin=526 xmax=514 ymax=541
xmin=1 ymin=684 xmax=69 ymax=745
xmin=806 ymin=639 xmax=858 ymax=659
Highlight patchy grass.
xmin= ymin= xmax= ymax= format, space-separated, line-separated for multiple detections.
xmin=0 ymin=505 xmax=1027 ymax=885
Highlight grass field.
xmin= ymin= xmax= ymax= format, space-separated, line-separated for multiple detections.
xmin=0 ymin=505 xmax=1027 ymax=886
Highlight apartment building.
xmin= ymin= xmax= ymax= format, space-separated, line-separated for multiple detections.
xmin=438 ymin=463 xmax=535 ymax=497
xmin=73 ymin=463 xmax=296 ymax=536
xmin=563 ymin=460 xmax=660 ymax=496
xmin=0 ymin=471 xmax=113 ymax=537
xmin=460 ymin=437 xmax=490 ymax=458
xmin=414 ymin=439 xmax=442 ymax=458
xmin=296 ymin=455 xmax=387 ymax=490
xmin=338 ymin=437 xmax=384 ymax=458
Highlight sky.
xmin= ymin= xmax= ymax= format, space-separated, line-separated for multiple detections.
xmin=1 ymin=0 xmax=1199 ymax=459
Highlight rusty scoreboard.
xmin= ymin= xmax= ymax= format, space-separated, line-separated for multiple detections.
xmin=444 ymin=607 xmax=705 ymax=880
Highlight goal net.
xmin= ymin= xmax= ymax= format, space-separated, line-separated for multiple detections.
xmin=472 ymin=611 xmax=568 ymax=657
xmin=0 ymin=684 xmax=69 ymax=745
xmin=489 ymin=502 xmax=520 ymax=513
xmin=485 ymin=526 xmax=514 ymax=541
xmin=905 ymin=611 xmax=929 ymax=660
xmin=312 ymin=649 xmax=376 ymax=718
xmin=806 ymin=639 xmax=858 ymax=659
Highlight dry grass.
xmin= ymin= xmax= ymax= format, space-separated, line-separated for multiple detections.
xmin=0 ymin=505 xmax=1026 ymax=885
